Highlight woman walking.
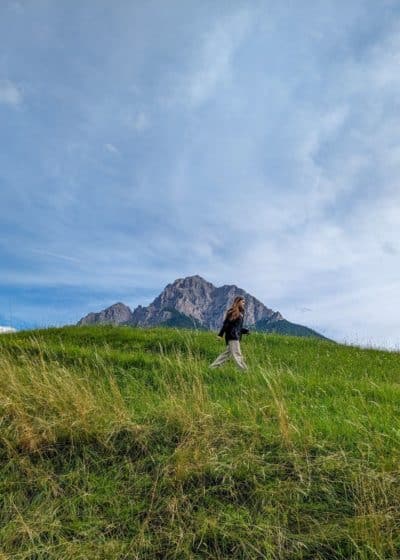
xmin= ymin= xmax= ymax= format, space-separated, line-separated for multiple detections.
xmin=210 ymin=296 xmax=249 ymax=371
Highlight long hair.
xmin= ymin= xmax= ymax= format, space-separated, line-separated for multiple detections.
xmin=225 ymin=296 xmax=245 ymax=321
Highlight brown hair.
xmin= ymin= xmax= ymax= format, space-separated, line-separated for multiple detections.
xmin=225 ymin=296 xmax=245 ymax=321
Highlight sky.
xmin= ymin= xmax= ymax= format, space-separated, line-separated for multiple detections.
xmin=1 ymin=0 xmax=400 ymax=348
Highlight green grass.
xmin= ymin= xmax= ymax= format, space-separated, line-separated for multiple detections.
xmin=1 ymin=325 xmax=400 ymax=559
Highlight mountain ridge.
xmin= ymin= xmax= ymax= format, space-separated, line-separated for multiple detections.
xmin=77 ymin=275 xmax=327 ymax=340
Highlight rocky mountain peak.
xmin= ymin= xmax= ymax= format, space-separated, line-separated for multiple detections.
xmin=127 ymin=276 xmax=282 ymax=329
xmin=170 ymin=275 xmax=213 ymax=288
xmin=78 ymin=302 xmax=133 ymax=326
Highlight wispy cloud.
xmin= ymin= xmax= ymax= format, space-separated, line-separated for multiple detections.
xmin=0 ymin=79 xmax=22 ymax=106
xmin=175 ymin=9 xmax=254 ymax=107
xmin=105 ymin=143 xmax=120 ymax=154
xmin=133 ymin=111 xmax=150 ymax=131
xmin=30 ymin=249 xmax=82 ymax=264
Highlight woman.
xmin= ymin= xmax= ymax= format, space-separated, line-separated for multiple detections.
xmin=210 ymin=296 xmax=249 ymax=371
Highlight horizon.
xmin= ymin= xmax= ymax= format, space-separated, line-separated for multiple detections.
xmin=1 ymin=1 xmax=400 ymax=349
xmin=0 ymin=273 xmax=397 ymax=352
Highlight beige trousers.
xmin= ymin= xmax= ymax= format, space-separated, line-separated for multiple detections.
xmin=210 ymin=340 xmax=248 ymax=371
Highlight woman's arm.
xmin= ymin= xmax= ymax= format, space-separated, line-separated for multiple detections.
xmin=218 ymin=319 xmax=228 ymax=338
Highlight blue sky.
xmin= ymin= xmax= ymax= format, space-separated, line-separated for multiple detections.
xmin=1 ymin=0 xmax=400 ymax=348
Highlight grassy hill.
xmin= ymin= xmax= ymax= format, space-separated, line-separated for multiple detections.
xmin=254 ymin=318 xmax=330 ymax=340
xmin=0 ymin=325 xmax=399 ymax=559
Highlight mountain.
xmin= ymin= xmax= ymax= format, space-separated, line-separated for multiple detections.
xmin=77 ymin=302 xmax=133 ymax=326
xmin=78 ymin=275 xmax=281 ymax=329
xmin=157 ymin=307 xmax=205 ymax=329
xmin=77 ymin=275 xmax=326 ymax=339
xmin=129 ymin=275 xmax=282 ymax=330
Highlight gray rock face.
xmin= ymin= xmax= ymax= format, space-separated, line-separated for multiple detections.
xmin=77 ymin=275 xmax=283 ymax=329
xmin=78 ymin=302 xmax=133 ymax=326
xmin=129 ymin=275 xmax=282 ymax=329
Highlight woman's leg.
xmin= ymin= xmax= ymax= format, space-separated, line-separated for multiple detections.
xmin=209 ymin=344 xmax=231 ymax=368
xmin=229 ymin=340 xmax=248 ymax=371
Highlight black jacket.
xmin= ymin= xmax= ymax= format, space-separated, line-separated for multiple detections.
xmin=218 ymin=313 xmax=249 ymax=343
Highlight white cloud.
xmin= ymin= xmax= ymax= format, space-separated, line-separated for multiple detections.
xmin=31 ymin=248 xmax=82 ymax=264
xmin=225 ymin=179 xmax=400 ymax=348
xmin=133 ymin=111 xmax=150 ymax=131
xmin=0 ymin=326 xmax=17 ymax=334
xmin=0 ymin=79 xmax=23 ymax=107
xmin=176 ymin=9 xmax=253 ymax=107
xmin=105 ymin=143 xmax=119 ymax=154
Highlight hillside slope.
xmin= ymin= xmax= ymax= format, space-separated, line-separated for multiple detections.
xmin=255 ymin=318 xmax=330 ymax=339
xmin=0 ymin=326 xmax=398 ymax=559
